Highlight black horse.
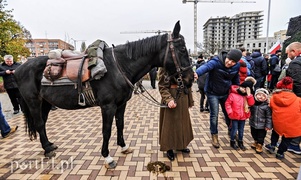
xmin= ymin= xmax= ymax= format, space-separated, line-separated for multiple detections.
xmin=14 ymin=21 xmax=194 ymax=168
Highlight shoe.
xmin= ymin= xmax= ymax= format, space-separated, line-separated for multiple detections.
xmin=205 ymin=107 xmax=210 ymax=112
xmin=238 ymin=140 xmax=247 ymax=151
xmin=166 ymin=150 xmax=175 ymax=161
xmin=255 ymin=144 xmax=263 ymax=154
xmin=251 ymin=141 xmax=257 ymax=150
xmin=264 ymin=144 xmax=275 ymax=154
xmin=212 ymin=134 xmax=220 ymax=148
xmin=178 ymin=148 xmax=190 ymax=153
xmin=287 ymin=144 xmax=301 ymax=155
xmin=230 ymin=140 xmax=239 ymax=150
xmin=200 ymin=107 xmax=204 ymax=112
xmin=276 ymin=153 xmax=284 ymax=160
xmin=3 ymin=126 xmax=18 ymax=138
xmin=13 ymin=110 xmax=19 ymax=114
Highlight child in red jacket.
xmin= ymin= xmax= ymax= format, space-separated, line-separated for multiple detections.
xmin=225 ymin=77 xmax=256 ymax=150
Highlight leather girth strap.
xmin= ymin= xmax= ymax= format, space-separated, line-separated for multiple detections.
xmin=78 ymin=55 xmax=88 ymax=106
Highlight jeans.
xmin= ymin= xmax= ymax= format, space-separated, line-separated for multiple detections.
xmin=0 ymin=102 xmax=11 ymax=137
xmin=231 ymin=120 xmax=245 ymax=141
xmin=255 ymin=76 xmax=265 ymax=89
xmin=206 ymin=93 xmax=230 ymax=134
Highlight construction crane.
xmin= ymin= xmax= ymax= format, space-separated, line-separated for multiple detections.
xmin=70 ymin=38 xmax=86 ymax=50
xmin=120 ymin=30 xmax=171 ymax=35
xmin=182 ymin=0 xmax=256 ymax=55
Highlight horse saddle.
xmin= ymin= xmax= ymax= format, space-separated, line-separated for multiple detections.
xmin=43 ymin=50 xmax=90 ymax=83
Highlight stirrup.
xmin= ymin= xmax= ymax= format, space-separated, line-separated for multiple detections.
xmin=78 ymin=93 xmax=86 ymax=106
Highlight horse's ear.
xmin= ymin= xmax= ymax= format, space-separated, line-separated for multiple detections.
xmin=172 ymin=21 xmax=181 ymax=38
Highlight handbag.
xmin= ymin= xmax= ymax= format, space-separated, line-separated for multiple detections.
xmin=273 ymin=60 xmax=281 ymax=72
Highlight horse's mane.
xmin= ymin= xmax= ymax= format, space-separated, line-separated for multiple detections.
xmin=125 ymin=34 xmax=167 ymax=59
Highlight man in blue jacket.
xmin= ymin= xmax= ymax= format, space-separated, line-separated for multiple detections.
xmin=195 ymin=49 xmax=241 ymax=148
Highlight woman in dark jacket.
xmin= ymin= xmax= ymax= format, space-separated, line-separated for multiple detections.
xmin=251 ymin=51 xmax=268 ymax=89
xmin=197 ymin=59 xmax=209 ymax=112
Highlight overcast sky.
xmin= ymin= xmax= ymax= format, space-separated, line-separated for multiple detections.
xmin=7 ymin=0 xmax=300 ymax=51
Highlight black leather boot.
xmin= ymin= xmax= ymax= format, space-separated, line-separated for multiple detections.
xmin=200 ymin=107 xmax=204 ymax=112
xmin=230 ymin=140 xmax=239 ymax=150
xmin=166 ymin=150 xmax=175 ymax=161
xmin=238 ymin=140 xmax=247 ymax=151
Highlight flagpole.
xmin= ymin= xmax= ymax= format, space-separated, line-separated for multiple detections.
xmin=265 ymin=0 xmax=271 ymax=54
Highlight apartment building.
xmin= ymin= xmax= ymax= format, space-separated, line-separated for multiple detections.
xmin=26 ymin=39 xmax=74 ymax=57
xmin=203 ymin=11 xmax=264 ymax=54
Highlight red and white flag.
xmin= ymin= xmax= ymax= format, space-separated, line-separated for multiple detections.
xmin=268 ymin=41 xmax=281 ymax=54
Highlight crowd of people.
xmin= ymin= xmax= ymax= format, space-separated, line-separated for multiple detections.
xmin=157 ymin=41 xmax=301 ymax=162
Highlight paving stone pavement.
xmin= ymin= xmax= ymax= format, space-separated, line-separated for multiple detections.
xmin=0 ymin=81 xmax=300 ymax=180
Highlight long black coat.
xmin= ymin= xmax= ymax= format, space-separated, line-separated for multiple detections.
xmin=286 ymin=56 xmax=301 ymax=97
xmin=0 ymin=62 xmax=21 ymax=89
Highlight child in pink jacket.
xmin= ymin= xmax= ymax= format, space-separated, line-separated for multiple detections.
xmin=225 ymin=77 xmax=256 ymax=150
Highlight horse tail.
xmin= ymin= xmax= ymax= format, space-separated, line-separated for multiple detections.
xmin=20 ymin=97 xmax=37 ymax=140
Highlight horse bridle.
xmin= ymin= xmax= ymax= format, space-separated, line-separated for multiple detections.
xmin=111 ymin=33 xmax=193 ymax=107
xmin=163 ymin=33 xmax=193 ymax=89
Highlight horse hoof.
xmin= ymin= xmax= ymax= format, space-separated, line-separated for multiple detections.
xmin=105 ymin=161 xmax=117 ymax=169
xmin=45 ymin=151 xmax=56 ymax=158
xmin=51 ymin=144 xmax=58 ymax=150
xmin=121 ymin=147 xmax=134 ymax=154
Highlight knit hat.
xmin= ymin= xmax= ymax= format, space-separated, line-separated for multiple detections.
xmin=239 ymin=59 xmax=247 ymax=67
xmin=227 ymin=49 xmax=242 ymax=62
xmin=276 ymin=76 xmax=293 ymax=90
xmin=254 ymin=88 xmax=269 ymax=101
xmin=198 ymin=54 xmax=203 ymax=59
xmin=240 ymin=76 xmax=256 ymax=90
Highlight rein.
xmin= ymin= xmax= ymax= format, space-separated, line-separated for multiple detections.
xmin=163 ymin=34 xmax=193 ymax=103
xmin=111 ymin=47 xmax=166 ymax=107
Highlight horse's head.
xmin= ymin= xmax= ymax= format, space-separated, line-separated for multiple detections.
xmin=163 ymin=21 xmax=194 ymax=88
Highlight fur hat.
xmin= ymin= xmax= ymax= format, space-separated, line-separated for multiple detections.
xmin=240 ymin=76 xmax=256 ymax=89
xmin=255 ymin=88 xmax=269 ymax=101
xmin=227 ymin=49 xmax=242 ymax=63
xmin=276 ymin=76 xmax=293 ymax=90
